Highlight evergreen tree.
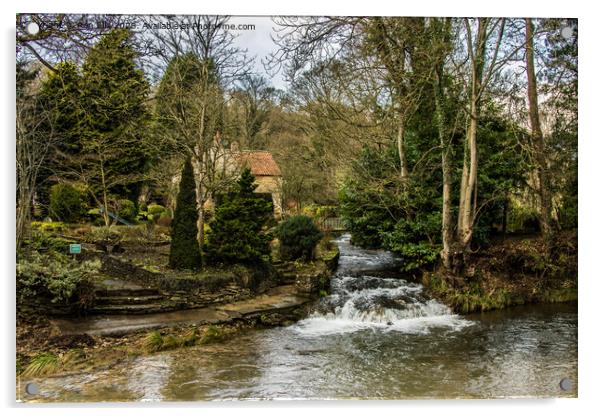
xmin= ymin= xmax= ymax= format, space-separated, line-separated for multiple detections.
xmin=36 ymin=62 xmax=84 ymax=216
xmin=206 ymin=169 xmax=273 ymax=265
xmin=169 ymin=158 xmax=202 ymax=270
xmin=79 ymin=28 xmax=152 ymax=206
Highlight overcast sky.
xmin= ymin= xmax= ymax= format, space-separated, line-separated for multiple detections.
xmin=229 ymin=16 xmax=287 ymax=90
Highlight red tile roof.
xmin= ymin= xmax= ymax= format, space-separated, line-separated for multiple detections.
xmin=234 ymin=151 xmax=282 ymax=176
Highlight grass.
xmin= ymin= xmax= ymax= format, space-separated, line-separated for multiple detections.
xmin=142 ymin=331 xmax=165 ymax=353
xmin=540 ymin=286 xmax=578 ymax=303
xmin=199 ymin=325 xmax=223 ymax=344
xmin=425 ymin=272 xmax=576 ymax=314
xmin=22 ymin=353 xmax=60 ymax=377
xmin=141 ymin=325 xmax=225 ymax=353
xmin=61 ymin=348 xmax=86 ymax=366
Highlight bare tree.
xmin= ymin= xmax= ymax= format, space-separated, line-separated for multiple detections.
xmin=429 ymin=18 xmax=456 ymax=269
xmin=230 ymin=74 xmax=276 ymax=149
xmin=16 ymin=62 xmax=56 ymax=249
xmin=142 ymin=15 xmax=254 ymax=84
xmin=147 ymin=16 xmax=257 ymax=252
xmin=16 ymin=14 xmax=138 ymax=70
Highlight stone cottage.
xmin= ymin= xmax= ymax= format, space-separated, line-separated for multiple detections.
xmin=231 ymin=149 xmax=283 ymax=217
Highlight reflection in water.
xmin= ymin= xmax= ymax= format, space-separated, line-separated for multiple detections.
xmin=20 ymin=234 xmax=577 ymax=401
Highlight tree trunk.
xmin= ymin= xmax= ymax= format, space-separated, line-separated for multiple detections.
xmin=458 ymin=99 xmax=479 ymax=246
xmin=525 ymin=18 xmax=553 ymax=250
xmin=397 ymin=114 xmax=409 ymax=179
xmin=433 ymin=65 xmax=453 ymax=269
xmin=191 ymin=155 xmax=206 ymax=259
xmin=502 ymin=196 xmax=508 ymax=239
xmin=457 ymin=18 xmax=488 ymax=254
xmin=99 ymin=158 xmax=111 ymax=227
xmin=16 ymin=181 xmax=33 ymax=251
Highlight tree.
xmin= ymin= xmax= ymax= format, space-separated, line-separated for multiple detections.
xmin=169 ymin=158 xmax=202 ymax=270
xmin=540 ymin=19 xmax=577 ymax=231
xmin=155 ymin=53 xmax=234 ymax=250
xmin=16 ymin=14 xmax=138 ymax=71
xmin=36 ymin=61 xmax=84 ymax=216
xmin=525 ymin=18 xmax=553 ymax=250
xmin=363 ymin=17 xmax=432 ymax=179
xmin=16 ymin=61 xmax=57 ymax=249
xmin=49 ymin=183 xmax=86 ymax=222
xmin=75 ymin=28 xmax=152 ymax=226
xmin=205 ymin=169 xmax=273 ymax=265
xmin=230 ymin=75 xmax=276 ymax=150
xmin=429 ymin=17 xmax=456 ymax=269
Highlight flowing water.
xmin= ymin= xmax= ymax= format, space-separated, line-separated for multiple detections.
xmin=21 ymin=234 xmax=577 ymax=401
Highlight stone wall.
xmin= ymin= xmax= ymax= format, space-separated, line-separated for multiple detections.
xmin=254 ymin=175 xmax=283 ymax=217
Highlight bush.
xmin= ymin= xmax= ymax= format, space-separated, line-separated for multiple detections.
xmin=116 ymin=199 xmax=137 ymax=222
xmin=49 ymin=183 xmax=86 ymax=223
xmin=276 ymin=215 xmax=323 ymax=261
xmin=31 ymin=221 xmax=67 ymax=233
xmin=147 ymin=203 xmax=166 ymax=217
xmin=205 ymin=169 xmax=273 ymax=265
xmin=381 ymin=211 xmax=442 ymax=273
xmin=507 ymin=203 xmax=540 ymax=233
xmin=17 ymin=252 xmax=101 ymax=305
xmin=85 ymin=226 xmax=121 ymax=244
xmin=24 ymin=230 xmax=74 ymax=253
xmin=169 ymin=158 xmax=202 ymax=270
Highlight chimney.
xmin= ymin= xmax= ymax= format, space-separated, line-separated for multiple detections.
xmin=230 ymin=141 xmax=239 ymax=153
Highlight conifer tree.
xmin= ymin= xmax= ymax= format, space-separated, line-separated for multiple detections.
xmin=169 ymin=158 xmax=202 ymax=270
xmin=205 ymin=169 xmax=273 ymax=264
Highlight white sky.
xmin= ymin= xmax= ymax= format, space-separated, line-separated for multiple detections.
xmin=229 ymin=16 xmax=287 ymax=90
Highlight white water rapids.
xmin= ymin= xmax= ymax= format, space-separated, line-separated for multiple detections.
xmin=292 ymin=234 xmax=471 ymax=336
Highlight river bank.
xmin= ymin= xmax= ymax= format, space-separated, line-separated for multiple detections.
xmin=423 ymin=231 xmax=577 ymax=313
xmin=16 ymin=237 xmax=340 ymax=380
xmin=17 ymin=233 xmax=577 ymax=401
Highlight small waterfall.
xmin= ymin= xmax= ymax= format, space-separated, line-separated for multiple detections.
xmin=294 ymin=234 xmax=471 ymax=336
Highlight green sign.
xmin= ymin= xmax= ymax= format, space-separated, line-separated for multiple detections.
xmin=69 ymin=244 xmax=82 ymax=254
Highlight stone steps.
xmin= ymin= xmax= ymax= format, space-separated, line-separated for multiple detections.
xmin=94 ymin=287 xmax=161 ymax=298
xmin=94 ymin=295 xmax=165 ymax=306
xmin=91 ymin=279 xmax=167 ymax=314
xmin=89 ymin=303 xmax=168 ymax=315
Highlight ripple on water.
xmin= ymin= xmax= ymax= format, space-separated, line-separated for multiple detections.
xmin=127 ymin=354 xmax=172 ymax=402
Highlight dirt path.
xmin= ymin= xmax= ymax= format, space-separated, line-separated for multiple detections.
xmin=51 ymin=285 xmax=311 ymax=336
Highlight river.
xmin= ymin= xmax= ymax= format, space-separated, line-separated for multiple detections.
xmin=21 ymin=234 xmax=577 ymax=401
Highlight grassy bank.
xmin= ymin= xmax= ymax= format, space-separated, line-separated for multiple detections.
xmin=423 ymin=231 xmax=577 ymax=314
xmin=17 ymin=317 xmax=263 ymax=379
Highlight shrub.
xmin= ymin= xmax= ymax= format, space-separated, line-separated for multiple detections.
xmin=507 ymin=203 xmax=540 ymax=233
xmin=31 ymin=221 xmax=67 ymax=233
xmin=17 ymin=252 xmax=101 ymax=305
xmin=169 ymin=158 xmax=202 ymax=270
xmin=24 ymin=230 xmax=74 ymax=253
xmin=276 ymin=215 xmax=323 ymax=261
xmin=49 ymin=183 xmax=86 ymax=223
xmin=85 ymin=227 xmax=121 ymax=245
xmin=205 ymin=169 xmax=273 ymax=265
xmin=301 ymin=204 xmax=319 ymax=217
xmin=116 ymin=199 xmax=137 ymax=222
xmin=147 ymin=203 xmax=166 ymax=217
